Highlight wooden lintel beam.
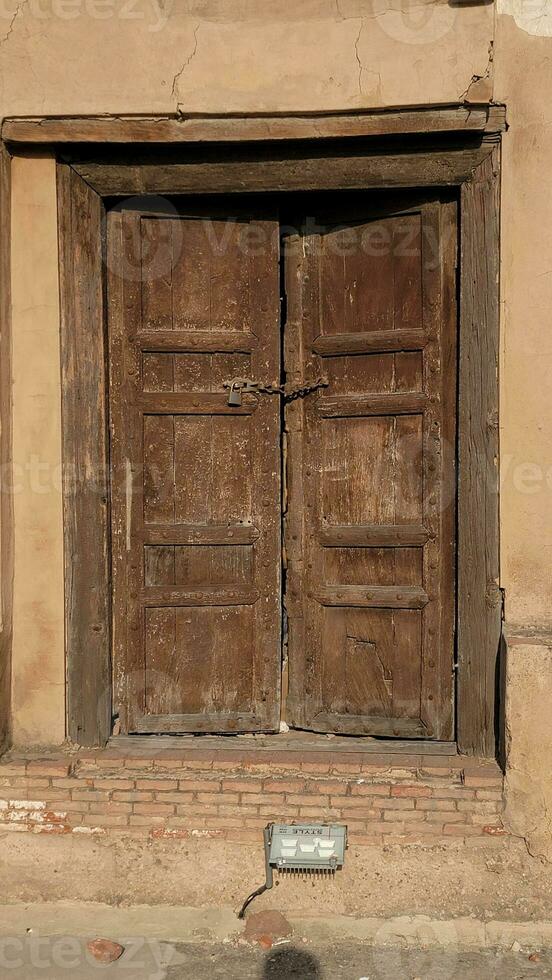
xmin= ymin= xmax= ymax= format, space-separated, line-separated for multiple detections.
xmin=2 ymin=105 xmax=507 ymax=145
xmin=69 ymin=145 xmax=495 ymax=196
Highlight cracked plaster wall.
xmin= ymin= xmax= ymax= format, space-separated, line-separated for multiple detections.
xmin=1 ymin=0 xmax=552 ymax=857
xmin=0 ymin=0 xmax=493 ymax=115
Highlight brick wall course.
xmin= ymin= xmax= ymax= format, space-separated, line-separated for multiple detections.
xmin=0 ymin=749 xmax=506 ymax=846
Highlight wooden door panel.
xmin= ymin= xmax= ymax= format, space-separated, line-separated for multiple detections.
xmin=320 ymin=416 xmax=423 ymax=525
xmin=143 ymin=545 xmax=254 ymax=587
xmin=318 ymin=212 xmax=423 ymax=335
xmin=320 ymin=607 xmax=423 ymax=728
xmin=323 ymin=351 xmax=424 ymax=395
xmin=144 ymin=606 xmax=255 ymax=717
xmin=323 ymin=547 xmax=423 ymax=587
xmin=285 ymin=197 xmax=457 ymax=739
xmin=140 ymin=213 xmax=254 ymax=333
xmin=108 ymin=206 xmax=281 ymax=734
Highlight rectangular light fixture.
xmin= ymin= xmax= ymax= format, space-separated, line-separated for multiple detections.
xmin=268 ymin=822 xmax=347 ymax=874
xmin=238 ymin=822 xmax=348 ymax=917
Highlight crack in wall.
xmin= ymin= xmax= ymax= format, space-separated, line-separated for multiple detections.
xmin=354 ymin=20 xmax=364 ymax=94
xmin=459 ymin=39 xmax=494 ymax=102
xmin=353 ymin=18 xmax=382 ymax=98
xmin=171 ymin=22 xmax=200 ymax=106
xmin=0 ymin=0 xmax=28 ymax=46
xmin=337 ymin=0 xmax=445 ymax=23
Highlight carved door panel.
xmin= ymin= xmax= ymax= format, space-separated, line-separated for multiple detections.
xmin=107 ymin=205 xmax=281 ymax=733
xmin=284 ymin=195 xmax=457 ymax=739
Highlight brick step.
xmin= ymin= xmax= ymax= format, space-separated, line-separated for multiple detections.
xmin=0 ymin=750 xmax=505 ymax=846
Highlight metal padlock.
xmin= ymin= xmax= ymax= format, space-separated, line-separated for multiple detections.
xmin=227 ymin=382 xmax=242 ymax=407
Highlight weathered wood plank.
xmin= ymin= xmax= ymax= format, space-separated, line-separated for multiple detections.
xmin=58 ymin=163 xmax=111 ymax=747
xmin=143 ymin=524 xmax=259 ymax=546
xmin=317 ymin=391 xmax=427 ymax=418
xmin=314 ymin=586 xmax=429 ymax=609
xmin=111 ymin=212 xmax=167 ymax=729
xmin=457 ymin=147 xmax=501 ymax=758
xmin=134 ymin=712 xmax=261 ymax=734
xmin=142 ymin=587 xmax=259 ymax=607
xmin=137 ymin=329 xmax=256 ymax=353
xmin=2 ymin=106 xmax=506 ymax=144
xmin=282 ymin=231 xmax=307 ymax=730
xmin=0 ymin=144 xmax=13 ymax=750
xmin=417 ymin=200 xmax=458 ymax=742
xmin=310 ymin=712 xmax=428 ymax=737
xmin=140 ymin=392 xmax=258 ymax=415
xmin=320 ymin=525 xmax=429 ymax=547
xmin=72 ymin=144 xmax=495 ymax=196
xmin=111 ymin=731 xmax=458 ymax=754
xmin=313 ymin=328 xmax=428 ymax=356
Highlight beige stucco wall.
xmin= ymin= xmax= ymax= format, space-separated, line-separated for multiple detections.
xmin=494 ymin=9 xmax=552 ymax=630
xmin=9 ymin=153 xmax=65 ymax=747
xmin=1 ymin=0 xmax=551 ymax=861
xmin=493 ymin=9 xmax=552 ymax=854
xmin=503 ymin=638 xmax=552 ymax=860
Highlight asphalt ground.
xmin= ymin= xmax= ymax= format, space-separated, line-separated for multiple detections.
xmin=1 ymin=938 xmax=552 ymax=979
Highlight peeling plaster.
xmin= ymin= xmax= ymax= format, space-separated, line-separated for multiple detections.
xmin=503 ymin=641 xmax=552 ymax=864
xmin=459 ymin=39 xmax=494 ymax=101
xmin=497 ymin=0 xmax=552 ymax=37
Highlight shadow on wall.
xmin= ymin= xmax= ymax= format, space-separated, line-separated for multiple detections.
xmin=174 ymin=0 xmax=494 ymax=21
xmin=263 ymin=946 xmax=322 ymax=979
xmin=174 ymin=0 xmax=362 ymax=21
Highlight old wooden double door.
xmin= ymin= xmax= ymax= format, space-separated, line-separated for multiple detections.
xmin=107 ymin=192 xmax=457 ymax=740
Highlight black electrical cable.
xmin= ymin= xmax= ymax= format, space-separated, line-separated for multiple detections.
xmin=237 ymin=826 xmax=274 ymax=919
xmin=237 ymin=883 xmax=269 ymax=920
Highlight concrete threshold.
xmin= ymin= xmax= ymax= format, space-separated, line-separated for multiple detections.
xmin=0 ymin=904 xmax=551 ymax=952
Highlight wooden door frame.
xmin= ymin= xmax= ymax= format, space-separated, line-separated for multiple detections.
xmin=3 ymin=105 xmax=504 ymax=753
